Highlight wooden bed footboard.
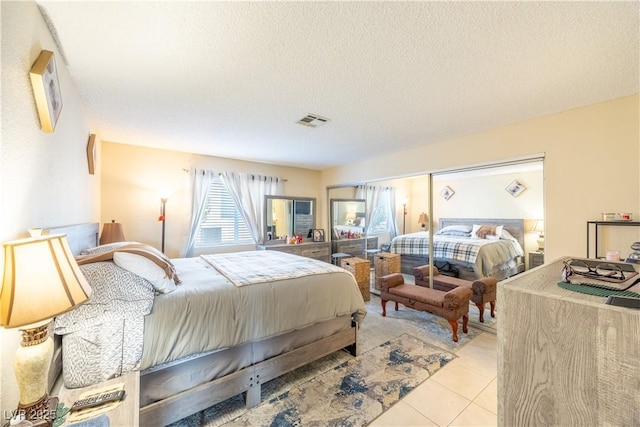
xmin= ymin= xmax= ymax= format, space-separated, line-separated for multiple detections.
xmin=139 ymin=321 xmax=358 ymax=426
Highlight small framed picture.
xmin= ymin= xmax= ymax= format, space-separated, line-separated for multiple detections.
xmin=440 ymin=185 xmax=454 ymax=201
xmin=29 ymin=50 xmax=63 ymax=133
xmin=506 ymin=180 xmax=526 ymax=197
xmin=312 ymin=229 xmax=325 ymax=242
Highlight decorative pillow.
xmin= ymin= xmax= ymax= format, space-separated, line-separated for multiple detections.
xmin=471 ymin=224 xmax=504 ymax=240
xmin=113 ymin=252 xmax=176 ymax=294
xmin=80 ymin=241 xmax=137 ymax=255
xmin=500 ymin=229 xmax=517 ymax=242
xmin=435 ymin=225 xmax=472 ymax=237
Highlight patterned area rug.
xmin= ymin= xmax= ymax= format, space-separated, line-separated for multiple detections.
xmin=169 ymin=294 xmax=481 ymax=426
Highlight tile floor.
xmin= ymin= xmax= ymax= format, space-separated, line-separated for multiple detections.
xmin=369 ymin=331 xmax=498 ymax=426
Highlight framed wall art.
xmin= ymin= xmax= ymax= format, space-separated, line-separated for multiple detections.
xmin=506 ymin=179 xmax=526 ymax=197
xmin=29 ymin=50 xmax=63 ymax=133
xmin=87 ymin=134 xmax=96 ymax=175
xmin=440 ymin=186 xmax=454 ymax=201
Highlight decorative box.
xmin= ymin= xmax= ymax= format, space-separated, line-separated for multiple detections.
xmin=374 ymin=253 xmax=401 ymax=291
xmin=341 ymin=257 xmax=370 ymax=301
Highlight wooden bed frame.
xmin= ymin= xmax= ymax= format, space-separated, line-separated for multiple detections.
xmin=398 ymin=218 xmax=526 ymax=281
xmin=49 ymin=222 xmax=359 ymax=426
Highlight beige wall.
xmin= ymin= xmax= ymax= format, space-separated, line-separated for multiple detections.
xmin=1 ymin=1 xmax=100 ymax=417
xmin=101 ymin=142 xmax=322 ymax=258
xmin=322 ymin=95 xmax=640 ymax=263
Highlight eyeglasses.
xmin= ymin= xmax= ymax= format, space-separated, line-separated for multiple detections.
xmin=562 ymin=259 xmax=627 ymax=283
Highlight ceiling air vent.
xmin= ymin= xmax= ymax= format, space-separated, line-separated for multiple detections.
xmin=296 ymin=114 xmax=330 ymax=128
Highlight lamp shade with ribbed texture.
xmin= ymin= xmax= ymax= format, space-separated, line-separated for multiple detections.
xmin=1 ymin=234 xmax=91 ymax=328
xmin=418 ymin=213 xmax=428 ymax=225
xmin=100 ymin=220 xmax=126 ymax=245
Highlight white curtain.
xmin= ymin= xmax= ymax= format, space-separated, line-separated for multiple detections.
xmin=220 ymin=172 xmax=284 ymax=244
xmin=183 ymin=169 xmax=218 ymax=257
xmin=356 ymin=185 xmax=399 ymax=238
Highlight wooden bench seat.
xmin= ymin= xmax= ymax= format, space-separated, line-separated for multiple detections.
xmin=413 ymin=266 xmax=497 ymax=323
xmin=380 ymin=273 xmax=471 ymax=342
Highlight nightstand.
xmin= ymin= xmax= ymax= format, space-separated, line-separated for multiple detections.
xmin=56 ymin=371 xmax=139 ymax=426
xmin=528 ymin=251 xmax=544 ymax=269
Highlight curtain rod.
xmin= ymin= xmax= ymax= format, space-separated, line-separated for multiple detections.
xmin=182 ymin=168 xmax=287 ymax=182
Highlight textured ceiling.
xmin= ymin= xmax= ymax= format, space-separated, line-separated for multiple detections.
xmin=36 ymin=1 xmax=639 ymax=170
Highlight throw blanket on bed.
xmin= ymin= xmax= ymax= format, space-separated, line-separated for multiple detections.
xmin=391 ymin=232 xmax=524 ymax=270
xmin=201 ymin=250 xmax=343 ymax=287
xmin=76 ymin=243 xmax=181 ymax=284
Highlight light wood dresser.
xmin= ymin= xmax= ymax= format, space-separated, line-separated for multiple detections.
xmin=257 ymin=241 xmax=331 ymax=263
xmin=498 ymin=257 xmax=640 ymax=426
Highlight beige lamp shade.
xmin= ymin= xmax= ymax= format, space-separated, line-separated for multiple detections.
xmin=532 ymin=220 xmax=544 ymax=233
xmin=418 ymin=213 xmax=429 ymax=224
xmin=1 ymin=234 xmax=91 ymax=328
xmin=100 ymin=220 xmax=126 ymax=245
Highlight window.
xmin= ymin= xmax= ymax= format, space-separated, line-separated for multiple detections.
xmin=196 ymin=176 xmax=252 ymax=246
xmin=368 ymin=191 xmax=391 ymax=233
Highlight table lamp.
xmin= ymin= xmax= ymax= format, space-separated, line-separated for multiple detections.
xmin=533 ymin=220 xmax=544 ymax=252
xmin=99 ymin=220 xmax=126 ymax=245
xmin=1 ymin=233 xmax=91 ymax=423
xmin=418 ymin=213 xmax=429 ymax=230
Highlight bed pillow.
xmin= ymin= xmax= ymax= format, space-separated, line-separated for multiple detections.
xmin=435 ymin=225 xmax=472 ymax=237
xmin=80 ymin=241 xmax=137 ymax=255
xmin=113 ymin=252 xmax=177 ymax=294
xmin=500 ymin=229 xmax=518 ymax=242
xmin=472 ymin=224 xmax=504 ymax=240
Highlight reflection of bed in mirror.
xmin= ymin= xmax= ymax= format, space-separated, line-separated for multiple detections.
xmin=390 ymin=218 xmax=525 ymax=281
xmin=50 ymin=223 xmax=366 ymax=426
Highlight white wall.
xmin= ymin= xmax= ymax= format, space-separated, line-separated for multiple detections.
xmin=322 ymin=96 xmax=640 ymax=263
xmin=1 ymin=1 xmax=100 ymax=417
xmin=101 ymin=142 xmax=322 ymax=258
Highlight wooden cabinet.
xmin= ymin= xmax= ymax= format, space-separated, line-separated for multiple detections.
xmin=257 ymin=241 xmax=331 ymax=263
xmin=528 ymin=251 xmax=544 ymax=269
xmin=331 ymin=236 xmax=378 ymax=258
xmin=499 ymin=257 xmax=640 ymax=426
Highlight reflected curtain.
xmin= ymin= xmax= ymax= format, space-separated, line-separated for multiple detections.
xmin=220 ymin=172 xmax=284 ymax=244
xmin=356 ymin=185 xmax=399 ymax=238
xmin=183 ymin=169 xmax=218 ymax=257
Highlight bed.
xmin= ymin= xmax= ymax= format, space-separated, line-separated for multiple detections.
xmin=390 ymin=218 xmax=526 ymax=281
xmin=49 ymin=223 xmax=366 ymax=426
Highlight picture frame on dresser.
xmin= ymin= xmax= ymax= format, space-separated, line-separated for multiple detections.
xmin=312 ymin=229 xmax=325 ymax=242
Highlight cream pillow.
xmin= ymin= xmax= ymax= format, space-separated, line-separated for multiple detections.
xmin=113 ymin=252 xmax=176 ymax=294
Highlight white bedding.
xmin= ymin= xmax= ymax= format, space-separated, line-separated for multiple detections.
xmin=56 ymin=251 xmax=367 ymax=388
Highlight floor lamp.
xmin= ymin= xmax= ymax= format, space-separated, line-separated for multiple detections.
xmin=160 ymin=197 xmax=168 ymax=252
xmin=1 ymin=232 xmax=91 ymax=424
xmin=402 ymin=200 xmax=408 ymax=234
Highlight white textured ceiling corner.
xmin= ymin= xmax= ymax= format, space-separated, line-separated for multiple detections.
xmin=36 ymin=1 xmax=639 ymax=170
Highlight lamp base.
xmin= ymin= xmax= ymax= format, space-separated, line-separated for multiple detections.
xmin=15 ymin=395 xmax=58 ymax=426
xmin=536 ymin=235 xmax=545 ymax=253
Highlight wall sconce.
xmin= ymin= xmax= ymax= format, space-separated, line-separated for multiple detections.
xmin=1 ymin=233 xmax=91 ymax=424
xmin=532 ymin=219 xmax=544 ymax=252
xmin=418 ymin=212 xmax=429 ymax=230
xmin=99 ymin=220 xmax=126 ymax=245
xmin=159 ymin=197 xmax=168 ymax=252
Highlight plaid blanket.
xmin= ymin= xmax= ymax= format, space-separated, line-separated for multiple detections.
xmin=201 ymin=250 xmax=344 ymax=287
xmin=390 ymin=232 xmax=523 ymax=266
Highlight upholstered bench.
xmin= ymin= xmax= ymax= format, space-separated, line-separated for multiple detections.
xmin=413 ymin=266 xmax=497 ymax=323
xmin=380 ymin=273 xmax=471 ymax=342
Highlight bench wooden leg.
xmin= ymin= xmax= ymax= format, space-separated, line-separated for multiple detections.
xmin=381 ymin=299 xmax=387 ymax=316
xmin=475 ymin=303 xmax=485 ymax=323
xmin=462 ymin=313 xmax=468 ymax=334
xmin=490 ymin=301 xmax=496 ymax=318
xmin=447 ymin=319 xmax=459 ymax=342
